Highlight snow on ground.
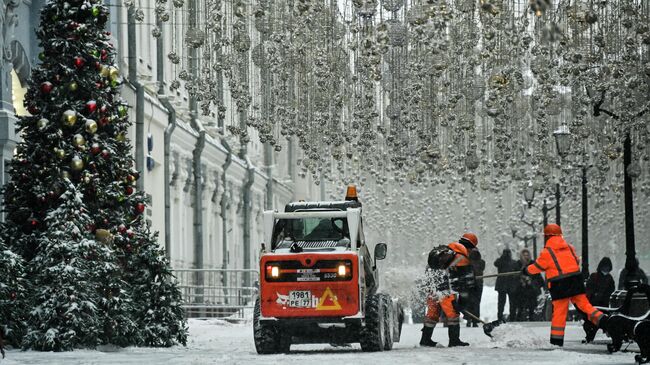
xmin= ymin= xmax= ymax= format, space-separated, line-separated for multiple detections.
xmin=1 ymin=319 xmax=637 ymax=365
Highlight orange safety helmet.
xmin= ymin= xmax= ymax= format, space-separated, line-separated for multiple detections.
xmin=544 ymin=223 xmax=563 ymax=237
xmin=461 ymin=232 xmax=479 ymax=247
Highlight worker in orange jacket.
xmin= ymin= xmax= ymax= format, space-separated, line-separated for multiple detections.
xmin=524 ymin=224 xmax=609 ymax=346
xmin=420 ymin=242 xmax=472 ymax=347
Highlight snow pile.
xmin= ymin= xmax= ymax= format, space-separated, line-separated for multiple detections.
xmin=489 ymin=323 xmax=550 ymax=349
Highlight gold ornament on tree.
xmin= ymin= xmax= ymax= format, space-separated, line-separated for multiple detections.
xmin=71 ymin=155 xmax=84 ymax=171
xmin=109 ymin=67 xmax=120 ymax=81
xmin=61 ymin=110 xmax=77 ymax=126
xmin=100 ymin=65 xmax=110 ymax=78
xmin=95 ymin=229 xmax=115 ymax=245
xmin=37 ymin=118 xmax=49 ymax=130
xmin=85 ymin=120 xmax=98 ymax=134
xmin=73 ymin=134 xmax=86 ymax=147
xmin=54 ymin=147 xmax=66 ymax=159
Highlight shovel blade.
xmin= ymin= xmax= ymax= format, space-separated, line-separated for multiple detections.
xmin=483 ymin=320 xmax=503 ymax=338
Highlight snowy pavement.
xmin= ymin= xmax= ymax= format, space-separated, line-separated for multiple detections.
xmin=1 ymin=319 xmax=637 ymax=365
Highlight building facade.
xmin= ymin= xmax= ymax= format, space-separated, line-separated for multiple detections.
xmin=0 ymin=0 xmax=322 ymax=273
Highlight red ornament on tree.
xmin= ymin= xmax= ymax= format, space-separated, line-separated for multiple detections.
xmin=101 ymin=49 xmax=108 ymax=60
xmin=41 ymin=81 xmax=54 ymax=94
xmin=86 ymin=100 xmax=98 ymax=113
xmin=135 ymin=202 xmax=145 ymax=214
xmin=74 ymin=56 xmax=86 ymax=69
xmin=118 ymin=224 xmax=127 ymax=234
xmin=28 ymin=105 xmax=39 ymax=114
xmin=90 ymin=143 xmax=101 ymax=154
xmin=10 ymin=292 xmax=17 ymax=300
xmin=100 ymin=105 xmax=108 ymax=114
xmin=101 ymin=149 xmax=110 ymax=159
xmin=126 ymin=229 xmax=134 ymax=238
xmin=29 ymin=218 xmax=38 ymax=226
xmin=125 ymin=186 xmax=134 ymax=195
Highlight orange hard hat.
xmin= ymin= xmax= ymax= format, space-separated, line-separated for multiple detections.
xmin=461 ymin=233 xmax=478 ymax=247
xmin=448 ymin=242 xmax=469 ymax=257
xmin=544 ymin=224 xmax=563 ymax=237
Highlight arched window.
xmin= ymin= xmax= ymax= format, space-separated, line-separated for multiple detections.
xmin=11 ymin=69 xmax=27 ymax=116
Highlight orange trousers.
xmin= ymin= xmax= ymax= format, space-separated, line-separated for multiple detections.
xmin=551 ymin=293 xmax=603 ymax=342
xmin=424 ymin=294 xmax=459 ymax=327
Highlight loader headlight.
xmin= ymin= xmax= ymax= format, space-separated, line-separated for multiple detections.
xmin=266 ymin=265 xmax=280 ymax=278
xmin=337 ymin=264 xmax=347 ymax=277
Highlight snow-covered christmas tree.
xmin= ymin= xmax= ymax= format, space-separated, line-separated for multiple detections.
xmin=1 ymin=0 xmax=186 ymax=349
xmin=22 ymin=183 xmax=120 ymax=351
xmin=0 ymin=238 xmax=26 ymax=348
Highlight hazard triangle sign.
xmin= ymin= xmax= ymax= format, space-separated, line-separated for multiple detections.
xmin=316 ymin=287 xmax=342 ymax=310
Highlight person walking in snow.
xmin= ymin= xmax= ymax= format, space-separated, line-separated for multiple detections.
xmin=582 ymin=257 xmax=615 ymax=343
xmin=494 ymin=247 xmax=518 ymax=321
xmin=513 ymin=248 xmax=543 ymax=321
xmin=523 ymin=224 xmax=609 ymax=346
xmin=420 ymin=243 xmax=472 ymax=347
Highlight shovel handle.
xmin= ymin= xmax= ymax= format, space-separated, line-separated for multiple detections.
xmin=475 ymin=271 xmax=521 ymax=280
xmin=461 ymin=310 xmax=487 ymax=325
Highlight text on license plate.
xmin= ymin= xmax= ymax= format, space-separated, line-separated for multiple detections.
xmin=288 ymin=291 xmax=312 ymax=307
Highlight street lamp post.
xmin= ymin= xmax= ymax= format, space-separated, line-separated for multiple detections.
xmin=523 ymin=182 xmax=538 ymax=259
xmin=623 ymin=132 xmax=638 ymax=280
xmin=581 ymin=166 xmax=589 ymax=278
xmin=553 ymin=124 xmax=571 ymax=227
xmin=555 ymin=183 xmax=561 ymax=226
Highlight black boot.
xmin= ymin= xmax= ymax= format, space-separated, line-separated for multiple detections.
xmin=598 ymin=314 xmax=610 ymax=332
xmin=448 ymin=325 xmax=469 ymax=347
xmin=550 ymin=337 xmax=564 ymax=347
xmin=420 ymin=325 xmax=438 ymax=347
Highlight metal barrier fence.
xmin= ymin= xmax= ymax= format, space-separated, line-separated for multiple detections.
xmin=172 ymin=268 xmax=259 ymax=320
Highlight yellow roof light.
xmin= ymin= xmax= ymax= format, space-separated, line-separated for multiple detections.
xmin=345 ymin=184 xmax=358 ymax=201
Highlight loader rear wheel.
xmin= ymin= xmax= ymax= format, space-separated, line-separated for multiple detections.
xmin=360 ymin=294 xmax=386 ymax=352
xmin=253 ymin=298 xmax=290 ymax=354
xmin=379 ymin=293 xmax=394 ymax=350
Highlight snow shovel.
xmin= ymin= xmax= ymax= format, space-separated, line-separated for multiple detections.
xmin=461 ymin=310 xmax=503 ymax=338
xmin=475 ymin=271 xmax=521 ymax=280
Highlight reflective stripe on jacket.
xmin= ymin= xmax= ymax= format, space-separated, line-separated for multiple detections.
xmin=526 ymin=236 xmax=581 ymax=282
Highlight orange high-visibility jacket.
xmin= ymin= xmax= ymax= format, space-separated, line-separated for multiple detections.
xmin=448 ymin=242 xmax=470 ymax=267
xmin=526 ymin=236 xmax=581 ymax=282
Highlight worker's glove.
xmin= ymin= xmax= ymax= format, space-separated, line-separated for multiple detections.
xmin=521 ymin=266 xmax=530 ymax=276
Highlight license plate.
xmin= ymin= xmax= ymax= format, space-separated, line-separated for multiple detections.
xmin=288 ymin=291 xmax=312 ymax=307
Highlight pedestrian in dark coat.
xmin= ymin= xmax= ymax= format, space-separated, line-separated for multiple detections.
xmin=494 ymin=248 xmax=518 ymax=321
xmin=513 ymin=248 xmax=544 ymax=321
xmin=618 ymin=258 xmax=648 ymax=290
xmin=583 ymin=257 xmax=615 ymax=343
